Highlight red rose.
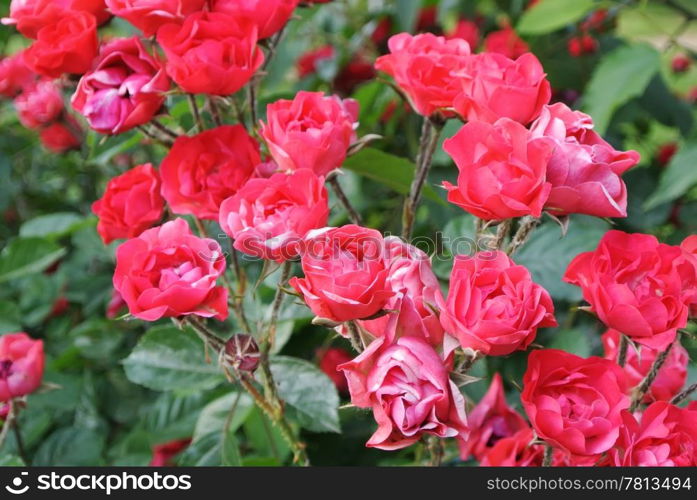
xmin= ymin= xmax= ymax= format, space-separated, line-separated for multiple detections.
xmin=219 ymin=169 xmax=329 ymax=262
xmin=439 ymin=251 xmax=556 ymax=356
xmin=454 ymin=52 xmax=550 ymax=124
xmin=564 ymin=231 xmax=696 ymax=350
xmin=338 ymin=309 xmax=468 ymax=450
xmin=113 ymin=218 xmax=228 ymax=321
xmin=210 ymin=0 xmax=298 ymax=40
xmin=317 ymin=347 xmax=352 ymax=393
xmin=39 ymin=119 xmax=81 ymax=152
xmin=23 ymin=10 xmax=98 ymax=78
xmin=460 ymin=374 xmax=529 ymax=461
xmin=375 ymin=33 xmax=471 ymax=117
xmin=3 ymin=0 xmax=109 ymax=38
xmin=445 ymin=19 xmax=480 ymax=49
xmin=602 ymin=330 xmax=688 ymax=404
xmin=260 ymin=91 xmax=358 ymax=176
xmin=480 ymin=428 xmax=542 ymax=466
xmin=522 ymin=349 xmax=629 ymax=456
xmin=483 ymin=26 xmax=529 ymax=59
xmin=530 ymin=103 xmax=639 ymax=218
xmin=72 ymin=37 xmax=169 ymax=135
xmin=160 ymin=125 xmax=260 ymax=220
xmin=0 ymin=51 xmax=34 ymax=98
xmin=608 ymin=402 xmax=697 ymax=466
xmin=14 ymin=79 xmax=63 ymax=129
xmin=290 ymin=225 xmax=393 ymax=322
xmin=296 ymin=45 xmax=334 ymax=78
xmin=443 ymin=118 xmax=553 ymax=220
xmin=149 ymin=438 xmax=191 ymax=466
xmin=0 ymin=333 xmax=44 ymax=402
xmin=105 ymin=0 xmax=207 ymax=36
xmin=156 ymin=11 xmax=263 ymax=96
xmin=92 ymin=163 xmax=165 ymax=244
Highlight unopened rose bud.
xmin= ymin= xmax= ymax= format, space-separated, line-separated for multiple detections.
xmin=224 ymin=334 xmax=260 ymax=373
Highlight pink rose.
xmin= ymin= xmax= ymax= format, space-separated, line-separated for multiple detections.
xmin=454 ymin=52 xmax=550 ymax=124
xmin=608 ymin=402 xmax=697 ymax=466
xmin=0 ymin=51 xmax=34 ymax=97
xmin=210 ymin=0 xmax=298 ymax=40
xmin=105 ymin=0 xmax=207 ymax=36
xmin=14 ymin=79 xmax=63 ymax=129
xmin=480 ymin=428 xmax=542 ymax=466
xmin=601 ymin=329 xmax=688 ymax=404
xmin=443 ymin=119 xmax=553 ymax=220
xmin=0 ymin=332 xmax=44 ymax=402
xmin=290 ymin=225 xmax=393 ymax=322
xmin=219 ymin=169 xmax=330 ymax=262
xmin=72 ymin=37 xmax=170 ymax=135
xmin=338 ymin=308 xmax=468 ymax=450
xmin=156 ymin=11 xmax=263 ymax=96
xmin=374 ymin=32 xmax=471 ymax=117
xmin=260 ymin=91 xmax=359 ymax=176
xmin=522 ymin=349 xmax=630 ymax=456
xmin=460 ymin=373 xmax=529 ymax=460
xmin=113 ymin=218 xmax=228 ymax=321
xmin=530 ymin=103 xmax=639 ymax=217
xmin=564 ymin=230 xmax=696 ymax=350
xmin=438 ymin=251 xmax=556 ymax=356
xmin=160 ymin=125 xmax=260 ymax=220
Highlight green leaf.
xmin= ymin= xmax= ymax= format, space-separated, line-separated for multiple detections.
xmin=395 ymin=0 xmax=423 ymax=32
xmin=0 ymin=455 xmax=24 ymax=466
xmin=617 ymin=4 xmax=687 ymax=44
xmin=269 ymin=356 xmax=340 ymax=433
xmin=547 ymin=328 xmax=592 ymax=357
xmin=582 ymin=44 xmax=660 ymax=134
xmin=517 ymin=0 xmax=595 ymax=35
xmin=19 ymin=212 xmax=87 ymax=240
xmin=33 ymin=427 xmax=105 ymax=466
xmin=645 ymin=143 xmax=697 ymax=210
xmin=0 ymin=238 xmax=66 ymax=283
xmin=192 ymin=392 xmax=254 ymax=442
xmin=0 ymin=301 xmax=21 ymax=333
xmin=343 ymin=148 xmax=444 ymax=204
xmin=516 ymin=216 xmax=609 ymax=302
xmin=122 ymin=325 xmax=224 ymax=392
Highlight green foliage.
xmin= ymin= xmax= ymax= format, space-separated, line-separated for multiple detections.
xmin=517 ymin=0 xmax=595 ymax=35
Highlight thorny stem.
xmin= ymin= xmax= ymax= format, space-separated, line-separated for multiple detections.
xmin=671 ymin=382 xmax=697 ymax=405
xmin=629 ymin=341 xmax=674 ymax=412
xmin=617 ymin=334 xmax=629 ymax=368
xmin=402 ymin=117 xmax=443 ymax=240
xmin=0 ymin=400 xmax=29 ymax=465
xmin=492 ymin=219 xmax=513 ymax=250
xmin=328 ymin=175 xmax=362 ymax=225
xmin=264 ymin=261 xmax=293 ymax=349
xmin=247 ymin=84 xmax=258 ymax=128
xmin=208 ymin=97 xmax=223 ymax=127
xmin=346 ymin=321 xmax=364 ymax=353
xmin=228 ymin=244 xmax=252 ymax=334
xmin=542 ymin=444 xmax=553 ymax=467
xmin=188 ymin=94 xmax=205 ymax=131
xmin=426 ymin=436 xmax=444 ymax=467
xmin=507 ymin=216 xmax=540 ymax=255
xmin=136 ymin=125 xmax=173 ymax=148
xmin=150 ymin=120 xmax=179 ymax=140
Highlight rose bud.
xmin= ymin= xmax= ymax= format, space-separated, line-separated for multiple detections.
xmin=2 ymin=0 xmax=110 ymax=39
xmin=338 ymin=306 xmax=468 ymax=450
xmin=0 ymin=51 xmax=34 ymax=98
xmin=39 ymin=119 xmax=81 ymax=153
xmin=530 ymin=103 xmax=639 ymax=218
xmin=149 ymin=438 xmax=191 ymax=466
xmin=14 ymin=79 xmax=63 ymax=129
xmin=608 ymin=402 xmax=697 ymax=466
xmin=453 ymin=52 xmax=551 ymax=125
xmin=72 ymin=37 xmax=170 ymax=135
xmin=224 ymin=334 xmax=260 ymax=373
xmin=112 ymin=218 xmax=229 ymax=321
xmin=219 ymin=169 xmax=329 ymax=262
xmin=460 ymin=373 xmax=529 ymax=461
xmin=92 ymin=163 xmax=165 ymax=244
xmin=0 ymin=332 xmax=45 ymax=402
xmin=317 ymin=347 xmax=352 ymax=393
xmin=156 ymin=11 xmax=263 ymax=96
xmin=522 ymin=349 xmax=630 ymax=456
xmin=564 ymin=230 xmax=696 ymax=350
xmin=568 ymin=35 xmax=598 ymax=57
xmin=443 ymin=118 xmax=554 ymax=220
xmin=289 ymin=225 xmax=394 ymax=323
xmin=375 ymin=33 xmax=471 ymax=117
xmin=671 ymin=54 xmax=691 ymax=74
xmin=105 ymin=0 xmax=207 ymax=37
xmin=439 ymin=251 xmax=556 ymax=356
xmin=483 ymin=26 xmax=529 ymax=60
xmin=210 ymin=0 xmax=298 ymax=40
xmin=160 ymin=125 xmax=259 ymax=221
xmin=260 ymin=91 xmax=358 ymax=176
xmin=296 ymin=45 xmax=335 ymax=78
xmin=601 ymin=329 xmax=688 ymax=404
xmin=657 ymin=142 xmax=677 ymax=167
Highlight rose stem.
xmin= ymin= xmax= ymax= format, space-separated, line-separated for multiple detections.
xmin=506 ymin=216 xmax=540 ymax=255
xmin=328 ymin=175 xmax=362 ymax=225
xmin=227 ymin=242 xmax=252 ymax=334
xmin=542 ymin=444 xmax=553 ymax=466
xmin=346 ymin=321 xmax=364 ymax=353
xmin=427 ymin=436 xmax=444 ymax=467
xmin=671 ymin=382 xmax=697 ymax=405
xmin=617 ymin=334 xmax=629 ymax=367
xmin=8 ymin=400 xmax=28 ymax=465
xmin=136 ymin=125 xmax=173 ymax=148
xmin=247 ymin=84 xmax=258 ymax=127
xmin=401 ymin=116 xmax=443 ymax=241
xmin=207 ymin=97 xmax=223 ymax=127
xmin=263 ymin=260 xmax=293 ymax=349
xmin=150 ymin=119 xmax=179 ymax=140
xmin=492 ymin=219 xmax=512 ymax=250
xmin=188 ymin=94 xmax=205 ymax=132
xmin=629 ymin=340 xmax=674 ymax=412
xmin=184 ymin=318 xmax=309 ymax=465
